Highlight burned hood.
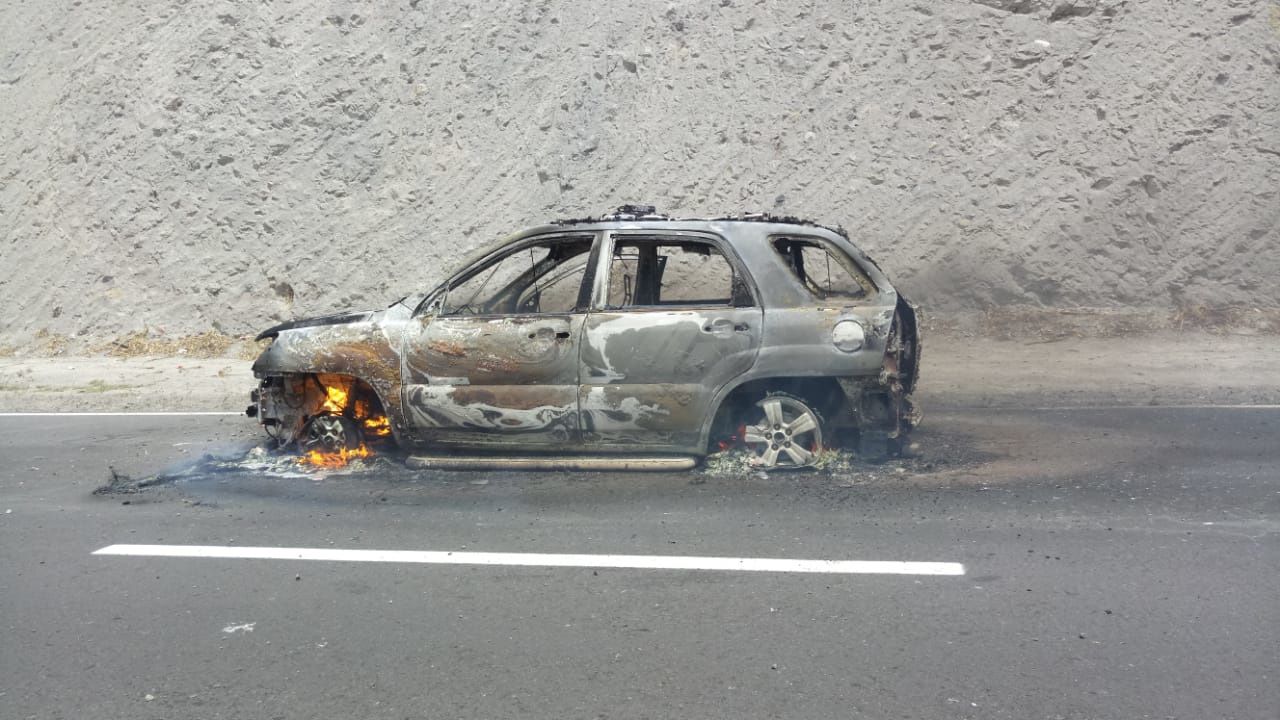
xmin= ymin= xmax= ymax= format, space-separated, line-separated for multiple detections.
xmin=254 ymin=310 xmax=377 ymax=341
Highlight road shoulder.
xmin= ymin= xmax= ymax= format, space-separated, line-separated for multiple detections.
xmin=1 ymin=331 xmax=1277 ymax=412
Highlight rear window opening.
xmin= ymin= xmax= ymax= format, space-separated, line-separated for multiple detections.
xmin=772 ymin=237 xmax=876 ymax=301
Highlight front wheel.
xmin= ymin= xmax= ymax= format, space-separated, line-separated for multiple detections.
xmin=742 ymin=393 xmax=825 ymax=469
xmin=300 ymin=413 xmax=362 ymax=453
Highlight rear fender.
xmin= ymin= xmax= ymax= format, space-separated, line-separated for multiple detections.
xmin=894 ymin=294 xmax=921 ymax=394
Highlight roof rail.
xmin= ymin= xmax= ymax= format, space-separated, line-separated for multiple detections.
xmin=551 ymin=207 xmax=848 ymax=238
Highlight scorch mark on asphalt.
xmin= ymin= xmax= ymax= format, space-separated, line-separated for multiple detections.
xmin=94 ymin=544 xmax=966 ymax=576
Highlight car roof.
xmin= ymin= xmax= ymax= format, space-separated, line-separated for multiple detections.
xmin=419 ymin=208 xmax=896 ymax=313
xmin=449 ymin=210 xmax=857 ymax=278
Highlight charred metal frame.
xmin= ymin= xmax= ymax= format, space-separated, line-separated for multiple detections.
xmin=250 ymin=214 xmax=921 ymax=459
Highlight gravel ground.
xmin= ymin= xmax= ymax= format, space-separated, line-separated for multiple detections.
xmin=1 ymin=0 xmax=1276 ymax=350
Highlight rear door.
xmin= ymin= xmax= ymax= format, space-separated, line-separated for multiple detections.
xmin=400 ymin=233 xmax=598 ymax=449
xmin=578 ymin=232 xmax=762 ymax=451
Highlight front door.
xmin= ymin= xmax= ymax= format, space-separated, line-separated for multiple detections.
xmin=401 ymin=233 xmax=597 ymax=449
xmin=578 ymin=232 xmax=763 ymax=452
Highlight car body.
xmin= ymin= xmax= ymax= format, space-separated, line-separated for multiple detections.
xmin=249 ymin=207 xmax=920 ymax=467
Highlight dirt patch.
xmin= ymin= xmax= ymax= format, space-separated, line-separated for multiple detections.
xmin=925 ymin=306 xmax=1280 ymax=342
xmin=0 ymin=357 xmax=252 ymax=412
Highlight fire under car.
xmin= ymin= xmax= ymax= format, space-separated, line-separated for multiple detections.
xmin=248 ymin=207 xmax=920 ymax=470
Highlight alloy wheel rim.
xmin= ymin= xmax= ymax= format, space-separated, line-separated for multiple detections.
xmin=743 ymin=398 xmax=822 ymax=468
xmin=304 ymin=414 xmax=351 ymax=452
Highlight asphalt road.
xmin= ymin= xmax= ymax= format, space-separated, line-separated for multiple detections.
xmin=1 ymin=408 xmax=1276 ymax=720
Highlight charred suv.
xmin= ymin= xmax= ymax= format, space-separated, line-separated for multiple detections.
xmin=249 ymin=207 xmax=920 ymax=468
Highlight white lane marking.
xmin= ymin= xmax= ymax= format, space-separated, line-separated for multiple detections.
xmin=94 ymin=544 xmax=965 ymax=576
xmin=222 ymin=622 xmax=256 ymax=634
xmin=1029 ymin=404 xmax=1280 ymax=411
xmin=0 ymin=412 xmax=242 ymax=417
xmin=932 ymin=404 xmax=1280 ymax=412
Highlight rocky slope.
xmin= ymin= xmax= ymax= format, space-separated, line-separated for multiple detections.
xmin=1 ymin=0 xmax=1277 ymax=347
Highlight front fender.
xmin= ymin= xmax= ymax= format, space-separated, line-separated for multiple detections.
xmin=252 ymin=319 xmax=408 ymax=431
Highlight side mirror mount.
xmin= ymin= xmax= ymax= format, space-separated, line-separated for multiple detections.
xmin=415 ymin=291 xmax=445 ymax=318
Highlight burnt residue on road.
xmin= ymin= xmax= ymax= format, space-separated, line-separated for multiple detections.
xmin=88 ymin=422 xmax=994 ymax=506
xmin=93 ymin=466 xmax=170 ymax=496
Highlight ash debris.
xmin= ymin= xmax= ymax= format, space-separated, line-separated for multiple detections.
xmin=93 ymin=442 xmax=400 ymax=496
xmin=700 ymin=437 xmax=984 ymax=483
xmin=93 ymin=466 xmax=170 ymax=495
xmin=94 ymin=425 xmax=990 ymax=499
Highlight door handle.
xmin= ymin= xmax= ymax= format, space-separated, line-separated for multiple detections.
xmin=703 ymin=318 xmax=749 ymax=334
xmin=527 ymin=328 xmax=572 ymax=340
xmin=703 ymin=318 xmax=735 ymax=334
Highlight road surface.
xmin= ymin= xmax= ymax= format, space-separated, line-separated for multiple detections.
xmin=1 ymin=406 xmax=1276 ymax=719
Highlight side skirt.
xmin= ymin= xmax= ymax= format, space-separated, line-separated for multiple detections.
xmin=405 ymin=455 xmax=699 ymax=472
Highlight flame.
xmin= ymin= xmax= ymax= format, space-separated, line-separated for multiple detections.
xmin=716 ymin=424 xmax=748 ymax=452
xmin=320 ymin=383 xmax=350 ymax=414
xmin=298 ymin=377 xmax=390 ymax=468
xmin=298 ymin=444 xmax=371 ymax=469
xmin=362 ymin=415 xmax=391 ymax=436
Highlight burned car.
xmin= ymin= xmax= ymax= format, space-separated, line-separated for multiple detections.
xmin=248 ymin=207 xmax=920 ymax=469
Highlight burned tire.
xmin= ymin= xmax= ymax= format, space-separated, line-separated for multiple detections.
xmin=300 ymin=413 xmax=362 ymax=453
xmin=742 ymin=392 xmax=825 ymax=469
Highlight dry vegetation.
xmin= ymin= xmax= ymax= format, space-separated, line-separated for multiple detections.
xmin=94 ymin=330 xmax=244 ymax=359
xmin=32 ymin=330 xmax=69 ymax=356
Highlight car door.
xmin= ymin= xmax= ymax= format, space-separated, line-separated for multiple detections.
xmin=578 ymin=232 xmax=763 ymax=452
xmin=400 ymin=232 xmax=598 ymax=449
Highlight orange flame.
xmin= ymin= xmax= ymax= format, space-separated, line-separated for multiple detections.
xmin=716 ymin=424 xmax=747 ymax=452
xmin=362 ymin=415 xmax=391 ymax=436
xmin=320 ymin=384 xmax=350 ymax=414
xmin=298 ymin=444 xmax=371 ymax=469
xmin=299 ymin=377 xmax=391 ymax=468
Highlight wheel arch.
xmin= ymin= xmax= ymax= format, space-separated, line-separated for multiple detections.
xmin=256 ymin=370 xmax=403 ymax=447
xmin=699 ymin=374 xmax=848 ymax=453
xmin=251 ymin=324 xmax=406 ymax=441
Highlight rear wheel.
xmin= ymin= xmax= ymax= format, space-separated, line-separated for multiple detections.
xmin=742 ymin=393 xmax=824 ymax=469
xmin=300 ymin=413 xmax=361 ymax=453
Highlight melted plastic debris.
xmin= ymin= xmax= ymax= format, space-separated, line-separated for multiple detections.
xmin=701 ymin=450 xmax=767 ymax=478
xmin=699 ymin=447 xmax=948 ymax=484
xmin=207 ymin=445 xmax=396 ymax=477
xmin=700 ymin=448 xmax=871 ymax=478
xmin=142 ymin=444 xmax=401 ymax=483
